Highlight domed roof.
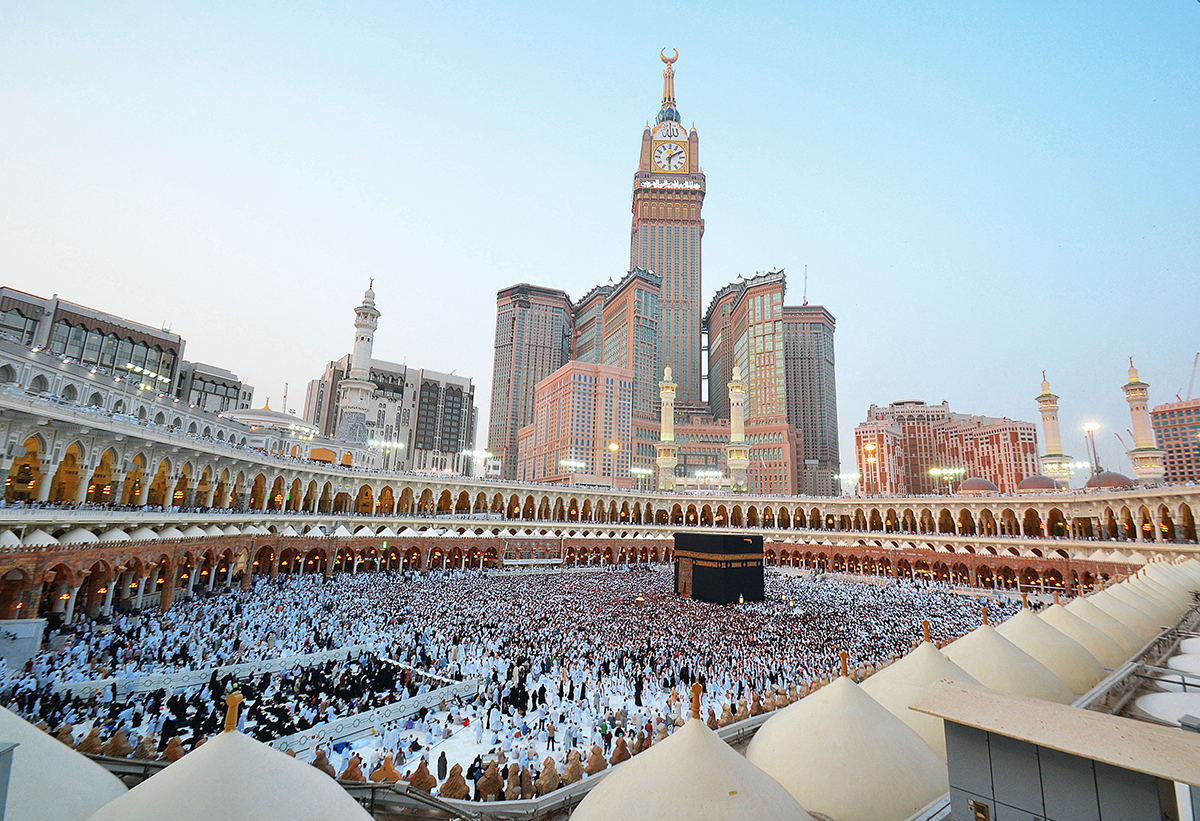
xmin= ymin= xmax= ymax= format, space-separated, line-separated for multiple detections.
xmin=995 ymin=607 xmax=1105 ymax=695
xmin=941 ymin=621 xmax=1074 ymax=704
xmin=1167 ymin=654 xmax=1200 ymax=676
xmin=1183 ymin=637 xmax=1200 ymax=654
xmin=1135 ymin=692 xmax=1200 ymax=727
xmin=746 ymin=673 xmax=947 ymax=821
xmin=84 ymin=724 xmax=372 ymax=821
xmin=1085 ymin=590 xmax=1158 ymax=642
xmin=859 ymin=633 xmax=980 ymax=761
xmin=572 ymin=717 xmax=814 ymax=821
xmin=1106 ymin=583 xmax=1174 ymax=628
xmin=1063 ymin=597 xmax=1143 ymax=655
xmin=959 ymin=477 xmax=999 ymax=494
xmin=1016 ymin=474 xmax=1058 ymax=491
xmin=1084 ymin=470 xmax=1134 ymax=489
xmin=1039 ymin=602 xmax=1128 ymax=668
xmin=1127 ymin=577 xmax=1187 ymax=620
xmin=0 ymin=705 xmax=127 ymax=821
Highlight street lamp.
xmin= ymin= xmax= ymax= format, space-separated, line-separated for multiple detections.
xmin=833 ymin=471 xmax=860 ymax=497
xmin=630 ymin=466 xmax=654 ymax=492
xmin=608 ymin=441 xmax=620 ymax=488
xmin=559 ymin=458 xmax=586 ymax=484
xmin=1082 ymin=423 xmax=1101 ymax=485
xmin=461 ymin=448 xmax=492 ymax=477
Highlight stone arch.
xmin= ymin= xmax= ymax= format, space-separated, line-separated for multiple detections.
xmin=354 ymin=484 xmax=374 ymax=515
xmin=1179 ymin=504 xmax=1196 ymax=542
xmin=49 ymin=440 xmax=87 ymax=503
xmin=958 ymin=509 xmax=976 ymax=536
xmin=919 ymin=509 xmax=937 ymax=534
xmin=5 ymin=435 xmax=45 ymax=502
xmin=29 ymin=374 xmax=49 ymax=393
xmin=937 ymin=509 xmax=956 ymax=535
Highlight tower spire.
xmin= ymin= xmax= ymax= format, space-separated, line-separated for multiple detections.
xmin=657 ymin=49 xmax=680 ymax=124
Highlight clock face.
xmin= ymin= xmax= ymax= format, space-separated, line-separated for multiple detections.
xmin=653 ymin=142 xmax=687 ymax=171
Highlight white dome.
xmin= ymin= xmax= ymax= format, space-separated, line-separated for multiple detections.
xmin=1064 ymin=597 xmax=1143 ymax=656
xmin=0 ymin=530 xmax=20 ymax=548
xmin=1128 ymin=577 xmax=1187 ymax=619
xmin=204 ymin=525 xmax=224 ymax=537
xmin=1181 ymin=637 xmax=1200 ymax=654
xmin=182 ymin=526 xmax=207 ymax=539
xmin=995 ymin=609 xmax=1105 ymax=696
xmin=84 ymin=730 xmax=372 ymax=821
xmin=1038 ymin=603 xmax=1127 ymax=669
xmin=942 ymin=624 xmax=1074 ymax=704
xmin=746 ymin=676 xmax=947 ymax=821
xmin=1087 ymin=590 xmax=1159 ymax=642
xmin=859 ymin=640 xmax=980 ymax=762
xmin=21 ymin=529 xmax=58 ymax=547
xmin=221 ymin=525 xmax=242 ymax=536
xmin=1167 ymin=654 xmax=1200 ymax=676
xmin=1135 ymin=692 xmax=1200 ymax=728
xmin=572 ymin=718 xmax=814 ymax=821
xmin=157 ymin=526 xmax=185 ymax=540
xmin=0 ymin=705 xmax=126 ymax=821
xmin=279 ymin=526 xmax=301 ymax=538
xmin=332 ymin=525 xmax=353 ymax=538
xmin=97 ymin=528 xmax=131 ymax=543
xmin=59 ymin=528 xmax=99 ymax=545
xmin=127 ymin=527 xmax=159 ymax=542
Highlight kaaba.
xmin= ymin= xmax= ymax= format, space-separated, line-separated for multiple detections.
xmin=673 ymin=533 xmax=764 ymax=604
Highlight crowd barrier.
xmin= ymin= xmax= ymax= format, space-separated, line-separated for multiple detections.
xmin=53 ymin=645 xmax=372 ymax=698
xmin=269 ymin=677 xmax=481 ymax=755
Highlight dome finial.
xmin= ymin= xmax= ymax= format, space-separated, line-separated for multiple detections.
xmin=223 ymin=690 xmax=243 ymax=733
xmin=1021 ymin=591 xmax=1028 ymax=609
xmin=656 ymin=49 xmax=681 ymax=124
xmin=982 ymin=605 xmax=989 ymax=626
xmin=838 ymin=650 xmax=849 ymax=678
xmin=689 ymin=681 xmax=702 ymax=719
xmin=921 ymin=619 xmax=930 ymax=643
xmin=1127 ymin=356 xmax=1139 ymax=382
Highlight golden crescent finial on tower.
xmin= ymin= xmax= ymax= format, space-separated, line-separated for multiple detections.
xmin=660 ymin=48 xmax=678 ymax=65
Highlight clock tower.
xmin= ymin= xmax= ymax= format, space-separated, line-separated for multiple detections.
xmin=630 ymin=49 xmax=706 ymax=409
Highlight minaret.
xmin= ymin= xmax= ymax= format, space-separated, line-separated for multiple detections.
xmin=1035 ymin=372 xmax=1071 ymax=485
xmin=656 ymin=366 xmax=679 ymax=490
xmin=334 ymin=282 xmax=380 ymax=444
xmin=725 ymin=366 xmax=750 ymax=491
xmin=1121 ymin=358 xmax=1165 ymax=483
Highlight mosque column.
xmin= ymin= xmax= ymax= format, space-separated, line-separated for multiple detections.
xmin=137 ymin=479 xmax=151 ymax=506
xmin=73 ymin=466 xmax=92 ymax=504
xmin=186 ymin=566 xmax=197 ymax=597
xmin=134 ymin=575 xmax=147 ymax=609
xmin=101 ymin=580 xmax=115 ymax=616
xmin=352 ymin=554 xmax=359 ymax=575
xmin=35 ymin=460 xmax=57 ymax=502
xmin=62 ymin=584 xmax=80 ymax=624
xmin=207 ymin=564 xmax=217 ymax=591
xmin=49 ymin=580 xmax=67 ymax=614
xmin=1152 ymin=511 xmax=1164 ymax=542
xmin=225 ymin=561 xmax=235 ymax=587
xmin=21 ymin=580 xmax=43 ymax=618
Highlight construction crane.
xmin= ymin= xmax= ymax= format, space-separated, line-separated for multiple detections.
xmin=1188 ymin=352 xmax=1199 ymax=400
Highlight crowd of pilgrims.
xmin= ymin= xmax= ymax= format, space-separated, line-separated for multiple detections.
xmin=0 ymin=566 xmax=1019 ymax=797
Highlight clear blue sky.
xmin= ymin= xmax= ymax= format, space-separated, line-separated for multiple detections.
xmin=2 ymin=1 xmax=1197 ymax=481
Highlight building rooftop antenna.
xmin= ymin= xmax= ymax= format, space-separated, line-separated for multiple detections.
xmin=803 ymin=264 xmax=809 ymax=306
xmin=1186 ymin=352 xmax=1199 ymax=400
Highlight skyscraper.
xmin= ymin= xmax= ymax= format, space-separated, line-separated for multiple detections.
xmin=487 ymin=283 xmax=573 ymax=479
xmin=782 ymin=304 xmax=840 ymax=496
xmin=629 ymin=50 xmax=705 ymax=408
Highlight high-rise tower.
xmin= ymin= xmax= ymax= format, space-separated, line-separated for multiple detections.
xmin=487 ymin=283 xmax=573 ymax=480
xmin=630 ymin=49 xmax=705 ymax=408
xmin=334 ymin=282 xmax=380 ymax=444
